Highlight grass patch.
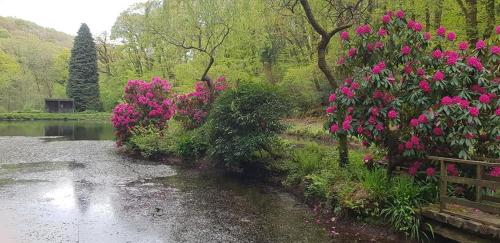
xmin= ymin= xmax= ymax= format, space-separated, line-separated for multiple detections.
xmin=0 ymin=112 xmax=111 ymax=121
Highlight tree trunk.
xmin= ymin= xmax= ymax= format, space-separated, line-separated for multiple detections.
xmin=483 ymin=0 xmax=495 ymax=39
xmin=456 ymin=0 xmax=479 ymax=43
xmin=433 ymin=0 xmax=444 ymax=29
xmin=298 ymin=0 xmax=352 ymax=166
xmin=338 ymin=133 xmax=349 ymax=167
xmin=425 ymin=2 xmax=431 ymax=32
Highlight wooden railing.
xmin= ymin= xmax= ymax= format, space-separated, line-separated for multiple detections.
xmin=427 ymin=156 xmax=500 ymax=218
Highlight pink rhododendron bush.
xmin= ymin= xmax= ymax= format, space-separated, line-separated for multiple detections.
xmin=175 ymin=76 xmax=227 ymax=129
xmin=112 ymin=77 xmax=176 ymax=145
xmin=327 ymin=10 xmax=499 ymax=175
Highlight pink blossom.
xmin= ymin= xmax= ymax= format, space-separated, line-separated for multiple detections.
xmin=401 ymin=46 xmax=411 ymax=55
xmin=490 ymin=167 xmax=500 ymax=177
xmin=408 ymin=166 xmax=418 ymax=176
xmin=441 ymin=96 xmax=453 ymax=105
xmin=445 ymin=51 xmax=458 ymax=65
xmin=348 ymin=48 xmax=357 ymax=57
xmin=351 ymin=82 xmax=360 ymax=89
xmin=407 ymin=20 xmax=415 ymax=30
xmin=416 ymin=68 xmax=425 ymax=76
xmin=340 ymin=31 xmax=350 ymax=41
xmin=419 ymin=80 xmax=431 ymax=93
xmin=458 ymin=41 xmax=469 ymax=50
xmin=468 ymin=106 xmax=480 ymax=117
xmin=413 ymin=22 xmax=423 ymax=32
xmin=423 ymin=32 xmax=432 ymax=41
xmin=479 ymin=94 xmax=491 ymax=104
xmin=395 ymin=10 xmax=405 ymax=18
xmin=356 ymin=24 xmax=372 ymax=36
xmin=403 ymin=65 xmax=413 ymax=74
xmin=371 ymin=62 xmax=385 ymax=74
xmin=375 ymin=123 xmax=384 ymax=131
xmin=410 ymin=118 xmax=420 ymax=127
xmin=433 ymin=127 xmax=443 ymax=136
xmin=426 ymin=167 xmax=436 ymax=177
xmin=446 ymin=32 xmax=456 ymax=41
xmin=436 ymin=26 xmax=446 ymax=37
xmin=496 ymin=107 xmax=500 ymax=116
xmin=471 ymin=84 xmax=486 ymax=94
xmin=326 ymin=106 xmax=336 ymax=113
xmin=432 ymin=49 xmax=443 ymax=59
xmin=388 ymin=110 xmax=398 ymax=119
xmin=457 ymin=99 xmax=470 ymax=109
xmin=466 ymin=57 xmax=483 ymax=71
xmin=373 ymin=90 xmax=384 ymax=99
xmin=356 ymin=126 xmax=364 ymax=134
xmin=418 ymin=114 xmax=428 ymax=123
xmin=381 ymin=14 xmax=391 ymax=24
xmin=496 ymin=25 xmax=500 ymax=34
xmin=465 ymin=133 xmax=475 ymax=139
xmin=433 ymin=71 xmax=445 ymax=81
xmin=370 ymin=106 xmax=380 ymax=116
xmin=378 ymin=28 xmax=388 ymax=37
xmin=368 ymin=116 xmax=377 ymax=125
xmin=475 ymin=40 xmax=486 ymax=50
xmin=374 ymin=41 xmax=384 ymax=49
xmin=330 ymin=123 xmax=339 ymax=133
xmin=328 ymin=93 xmax=336 ymax=102
xmin=337 ymin=57 xmax=345 ymax=65
xmin=491 ymin=46 xmax=500 ymax=55
xmin=447 ymin=164 xmax=459 ymax=176
xmin=342 ymin=120 xmax=352 ymax=130
xmin=342 ymin=115 xmax=352 ymax=131
xmin=341 ymin=86 xmax=354 ymax=98
xmin=367 ymin=43 xmax=374 ymax=52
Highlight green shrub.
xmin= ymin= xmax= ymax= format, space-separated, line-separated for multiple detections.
xmin=304 ymin=173 xmax=330 ymax=202
xmin=127 ymin=126 xmax=168 ymax=158
xmin=382 ymin=176 xmax=433 ymax=241
xmin=361 ymin=167 xmax=390 ymax=201
xmin=206 ymin=81 xmax=287 ymax=169
xmin=175 ymin=127 xmax=209 ymax=159
xmin=283 ymin=143 xmax=337 ymax=185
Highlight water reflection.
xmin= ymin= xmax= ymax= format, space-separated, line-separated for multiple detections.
xmin=0 ymin=120 xmax=113 ymax=140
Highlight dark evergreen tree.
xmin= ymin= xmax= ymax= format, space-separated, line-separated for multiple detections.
xmin=67 ymin=23 xmax=102 ymax=111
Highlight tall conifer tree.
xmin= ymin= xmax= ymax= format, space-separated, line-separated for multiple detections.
xmin=67 ymin=23 xmax=101 ymax=111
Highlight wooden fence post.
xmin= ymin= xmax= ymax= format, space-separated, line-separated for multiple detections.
xmin=476 ymin=164 xmax=482 ymax=202
xmin=440 ymin=159 xmax=446 ymax=211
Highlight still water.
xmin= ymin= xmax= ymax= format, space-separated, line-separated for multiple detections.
xmin=0 ymin=120 xmax=114 ymax=140
xmin=0 ymin=121 xmax=341 ymax=242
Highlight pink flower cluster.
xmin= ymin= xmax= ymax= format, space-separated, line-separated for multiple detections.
xmin=356 ymin=24 xmax=372 ymax=36
xmin=327 ymin=10 xmax=500 ymax=163
xmin=371 ymin=61 xmax=386 ymax=74
xmin=175 ymin=76 xmax=227 ymax=129
xmin=112 ymin=77 xmax=176 ymax=145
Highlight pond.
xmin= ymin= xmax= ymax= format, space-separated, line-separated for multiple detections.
xmin=0 ymin=120 xmax=114 ymax=140
xmin=0 ymin=121 xmax=338 ymax=242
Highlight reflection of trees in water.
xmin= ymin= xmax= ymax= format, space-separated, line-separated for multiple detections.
xmin=42 ymin=123 xmax=113 ymax=140
xmin=0 ymin=121 xmax=114 ymax=140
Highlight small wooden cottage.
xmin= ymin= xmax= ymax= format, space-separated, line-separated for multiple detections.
xmin=45 ymin=98 xmax=75 ymax=113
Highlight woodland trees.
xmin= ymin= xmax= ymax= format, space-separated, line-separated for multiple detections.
xmin=67 ymin=23 xmax=102 ymax=111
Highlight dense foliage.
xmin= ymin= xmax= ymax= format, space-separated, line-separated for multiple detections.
xmin=111 ymin=77 xmax=175 ymax=145
xmin=207 ymin=82 xmax=287 ymax=168
xmin=326 ymin=11 xmax=499 ymax=172
xmin=175 ymin=76 xmax=227 ymax=129
xmin=67 ymin=23 xmax=102 ymax=111
xmin=0 ymin=16 xmax=70 ymax=112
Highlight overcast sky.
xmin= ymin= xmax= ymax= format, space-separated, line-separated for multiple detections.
xmin=0 ymin=0 xmax=146 ymax=35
